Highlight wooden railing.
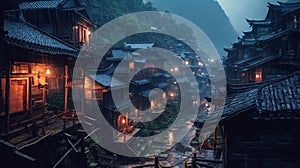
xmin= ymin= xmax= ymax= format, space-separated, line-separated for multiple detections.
xmin=5 ymin=108 xmax=77 ymax=140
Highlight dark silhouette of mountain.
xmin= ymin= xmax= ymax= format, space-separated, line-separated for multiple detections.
xmin=149 ymin=0 xmax=238 ymax=57
xmin=287 ymin=0 xmax=300 ymax=2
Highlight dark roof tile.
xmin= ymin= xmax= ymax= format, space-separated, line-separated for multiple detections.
xmin=19 ymin=0 xmax=63 ymax=10
xmin=4 ymin=19 xmax=78 ymax=57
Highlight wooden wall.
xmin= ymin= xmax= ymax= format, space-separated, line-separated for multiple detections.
xmin=222 ymin=113 xmax=300 ymax=168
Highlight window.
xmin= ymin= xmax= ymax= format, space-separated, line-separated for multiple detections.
xmin=238 ymin=50 xmax=243 ymax=60
xmin=241 ymin=72 xmax=246 ymax=77
xmin=243 ymin=49 xmax=250 ymax=59
xmin=80 ymin=27 xmax=89 ymax=43
xmin=73 ymin=26 xmax=90 ymax=43
xmin=82 ymin=29 xmax=87 ymax=42
xmin=255 ymin=70 xmax=262 ymax=83
xmin=129 ymin=62 xmax=135 ymax=70
xmin=12 ymin=63 xmax=29 ymax=74
xmin=95 ymin=89 xmax=103 ymax=101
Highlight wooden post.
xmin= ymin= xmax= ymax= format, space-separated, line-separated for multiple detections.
xmin=0 ymin=71 xmax=2 ymax=118
xmin=72 ymin=110 xmax=75 ymax=126
xmin=154 ymin=156 xmax=159 ymax=168
xmin=0 ymin=0 xmax=3 ymax=119
xmin=81 ymin=67 xmax=85 ymax=116
xmin=192 ymin=153 xmax=197 ymax=168
xmin=63 ymin=117 xmax=66 ymax=130
xmin=64 ymin=65 xmax=69 ymax=118
xmin=1 ymin=1 xmax=10 ymax=134
xmin=112 ymin=154 xmax=118 ymax=167
xmin=42 ymin=87 xmax=46 ymax=134
xmin=213 ymin=126 xmax=217 ymax=154
xmin=28 ymin=73 xmax=33 ymax=116
xmin=4 ymin=61 xmax=11 ymax=134
xmin=183 ymin=160 xmax=188 ymax=168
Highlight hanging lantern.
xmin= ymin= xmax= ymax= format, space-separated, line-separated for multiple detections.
xmin=46 ymin=68 xmax=51 ymax=75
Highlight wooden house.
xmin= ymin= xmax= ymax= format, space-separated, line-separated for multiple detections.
xmin=224 ymin=1 xmax=300 ymax=90
xmin=220 ymin=2 xmax=300 ymax=167
xmin=85 ymin=73 xmax=131 ymax=131
xmin=220 ymin=73 xmax=300 ymax=167
xmin=0 ymin=16 xmax=78 ymax=139
xmin=19 ymin=0 xmax=97 ymax=49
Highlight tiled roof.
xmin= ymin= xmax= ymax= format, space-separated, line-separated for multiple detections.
xmin=138 ymin=89 xmax=161 ymax=97
xmin=221 ymin=88 xmax=259 ymax=121
xmin=223 ymin=47 xmax=235 ymax=52
xmin=19 ymin=0 xmax=63 ymax=10
xmin=239 ymin=55 xmax=281 ymax=72
xmin=277 ymin=1 xmax=300 ymax=13
xmin=131 ymin=79 xmax=150 ymax=85
xmin=222 ymin=73 xmax=300 ymax=121
xmin=254 ymin=73 xmax=300 ymax=120
xmin=4 ymin=19 xmax=78 ymax=57
xmin=267 ymin=2 xmax=300 ymax=17
xmin=89 ymin=74 xmax=126 ymax=88
xmin=124 ymin=42 xmax=154 ymax=49
xmin=241 ymin=39 xmax=256 ymax=46
xmin=257 ymin=29 xmax=289 ymax=42
xmin=246 ymin=19 xmax=271 ymax=26
xmin=106 ymin=50 xmax=130 ymax=61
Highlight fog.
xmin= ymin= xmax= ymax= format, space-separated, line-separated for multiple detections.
xmin=217 ymin=0 xmax=288 ymax=34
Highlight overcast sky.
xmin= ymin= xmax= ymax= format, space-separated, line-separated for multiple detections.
xmin=217 ymin=0 xmax=288 ymax=34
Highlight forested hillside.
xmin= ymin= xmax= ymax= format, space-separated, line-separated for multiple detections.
xmin=86 ymin=0 xmax=155 ymax=26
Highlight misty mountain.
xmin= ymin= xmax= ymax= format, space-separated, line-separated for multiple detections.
xmin=288 ymin=0 xmax=300 ymax=2
xmin=149 ymin=0 xmax=238 ymax=57
xmin=86 ymin=0 xmax=155 ymax=26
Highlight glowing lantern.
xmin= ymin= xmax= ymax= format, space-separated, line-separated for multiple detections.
xmin=129 ymin=62 xmax=135 ymax=70
xmin=46 ymin=68 xmax=51 ymax=75
xmin=255 ymin=70 xmax=262 ymax=83
xmin=162 ymin=92 xmax=166 ymax=99
xmin=198 ymin=61 xmax=203 ymax=67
